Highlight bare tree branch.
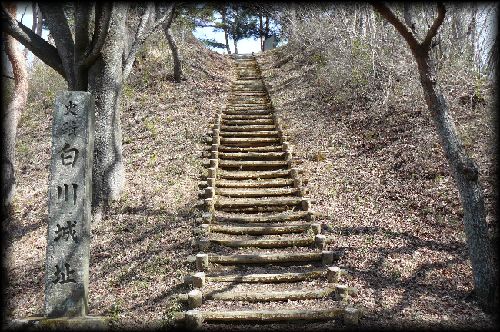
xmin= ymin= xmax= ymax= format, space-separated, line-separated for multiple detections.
xmin=0 ymin=4 xmax=66 ymax=78
xmin=74 ymin=2 xmax=91 ymax=60
xmin=122 ymin=3 xmax=155 ymax=79
xmin=122 ymin=3 xmax=175 ymax=80
xmin=370 ymin=2 xmax=420 ymax=52
xmin=38 ymin=4 xmax=75 ymax=85
xmin=82 ymin=2 xmax=113 ymax=67
xmin=421 ymin=3 xmax=446 ymax=50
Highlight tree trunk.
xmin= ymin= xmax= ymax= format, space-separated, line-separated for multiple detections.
xmin=88 ymin=4 xmax=127 ymax=216
xmin=221 ymin=9 xmax=231 ymax=54
xmin=259 ymin=14 xmax=263 ymax=51
xmin=234 ymin=39 xmax=238 ymax=54
xmin=164 ymin=6 xmax=182 ymax=83
xmin=265 ymin=15 xmax=270 ymax=39
xmin=415 ymin=52 xmax=497 ymax=313
xmin=372 ymin=2 xmax=498 ymax=313
xmin=165 ymin=28 xmax=181 ymax=82
xmin=1 ymin=3 xmax=29 ymax=210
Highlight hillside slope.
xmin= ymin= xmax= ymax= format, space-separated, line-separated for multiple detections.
xmin=4 ymin=31 xmax=232 ymax=328
xmin=256 ymin=46 xmax=496 ymax=329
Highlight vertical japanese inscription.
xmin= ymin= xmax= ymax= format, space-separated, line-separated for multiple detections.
xmin=45 ymin=92 xmax=94 ymax=318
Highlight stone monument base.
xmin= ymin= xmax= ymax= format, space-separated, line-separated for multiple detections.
xmin=8 ymin=315 xmax=110 ymax=330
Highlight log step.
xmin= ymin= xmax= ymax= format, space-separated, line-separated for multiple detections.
xmin=186 ymin=308 xmax=348 ymax=322
xmin=218 ymin=169 xmax=290 ymax=180
xmin=222 ymin=114 xmax=273 ymax=120
xmin=222 ymin=119 xmax=274 ymax=126
xmin=216 ymin=187 xmax=298 ymax=197
xmin=216 ymin=178 xmax=293 ymax=188
xmin=215 ymin=211 xmax=310 ymax=223
xmin=215 ymin=197 xmax=303 ymax=208
xmin=208 ymin=252 xmax=326 ymax=264
xmin=206 ymin=270 xmax=325 ymax=283
xmin=206 ymin=223 xmax=313 ymax=235
xmin=218 ymin=160 xmax=288 ymax=169
xmin=217 ymin=205 xmax=292 ymax=213
xmin=203 ymin=287 xmax=337 ymax=302
xmin=231 ymin=92 xmax=267 ymax=96
xmin=217 ymin=145 xmax=283 ymax=153
xmin=223 ymin=110 xmax=272 ymax=116
xmin=220 ymin=125 xmax=275 ymax=131
xmin=220 ymin=131 xmax=279 ymax=138
xmin=208 ymin=236 xmax=314 ymax=248
xmin=220 ymin=137 xmax=280 ymax=145
xmin=226 ymin=104 xmax=271 ymax=110
xmin=218 ymin=152 xmax=285 ymax=160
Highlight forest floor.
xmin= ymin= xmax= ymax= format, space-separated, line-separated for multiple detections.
xmin=3 ymin=30 xmax=498 ymax=330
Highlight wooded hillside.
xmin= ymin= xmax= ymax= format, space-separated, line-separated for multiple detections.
xmin=2 ymin=2 xmax=497 ymax=330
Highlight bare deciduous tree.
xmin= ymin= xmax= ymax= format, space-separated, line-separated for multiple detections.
xmin=372 ymin=1 xmax=497 ymax=313
xmin=1 ymin=3 xmax=170 ymax=217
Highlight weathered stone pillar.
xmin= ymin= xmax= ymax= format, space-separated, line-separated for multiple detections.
xmin=45 ymin=92 xmax=94 ymax=317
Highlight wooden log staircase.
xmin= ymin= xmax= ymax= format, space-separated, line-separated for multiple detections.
xmin=176 ymin=54 xmax=360 ymax=329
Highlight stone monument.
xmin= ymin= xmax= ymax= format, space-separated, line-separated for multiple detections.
xmin=45 ymin=91 xmax=94 ymax=317
xmin=9 ymin=92 xmax=108 ymax=329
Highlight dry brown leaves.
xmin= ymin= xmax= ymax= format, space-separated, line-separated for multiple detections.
xmin=256 ymin=46 xmax=497 ymax=329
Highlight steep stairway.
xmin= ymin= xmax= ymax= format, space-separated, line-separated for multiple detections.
xmin=177 ymin=54 xmax=360 ymax=329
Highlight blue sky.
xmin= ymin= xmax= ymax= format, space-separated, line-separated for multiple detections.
xmin=193 ymin=25 xmax=263 ymax=54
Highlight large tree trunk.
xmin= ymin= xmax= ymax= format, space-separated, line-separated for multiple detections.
xmin=89 ymin=4 xmax=127 ymax=217
xmin=234 ymin=39 xmax=238 ymax=54
xmin=1 ymin=3 xmax=28 ymax=210
xmin=415 ymin=53 xmax=497 ymax=313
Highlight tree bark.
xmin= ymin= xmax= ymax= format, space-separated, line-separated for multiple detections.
xmin=259 ymin=14 xmax=263 ymax=51
xmin=414 ymin=47 xmax=497 ymax=314
xmin=1 ymin=3 xmax=29 ymax=209
xmin=372 ymin=2 xmax=498 ymax=313
xmin=89 ymin=4 xmax=128 ymax=216
xmin=234 ymin=39 xmax=238 ymax=54
xmin=221 ymin=9 xmax=231 ymax=54
xmin=164 ymin=5 xmax=182 ymax=83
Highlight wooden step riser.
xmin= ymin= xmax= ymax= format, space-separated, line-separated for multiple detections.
xmin=223 ymin=110 xmax=272 ymax=115
xmin=218 ymin=161 xmax=288 ymax=169
xmin=219 ymin=126 xmax=275 ymax=132
xmin=219 ymin=142 xmax=281 ymax=148
xmin=217 ymin=146 xmax=284 ymax=153
xmin=220 ymin=132 xmax=279 ymax=138
xmin=221 ymin=119 xmax=274 ymax=126
xmin=216 ymin=188 xmax=298 ymax=197
xmin=227 ymin=103 xmax=271 ymax=109
xmin=216 ymin=206 xmax=296 ymax=213
xmin=208 ymin=238 xmax=314 ymax=249
xmin=182 ymin=308 xmax=359 ymax=328
xmin=215 ymin=212 xmax=310 ymax=223
xmin=207 ymin=224 xmax=313 ymax=235
xmin=216 ymin=198 xmax=302 ymax=208
xmin=203 ymin=288 xmax=338 ymax=303
xmin=218 ymin=152 xmax=285 ymax=160
xmin=218 ymin=171 xmax=290 ymax=180
xmin=205 ymin=270 xmax=324 ymax=283
xmin=216 ymin=179 xmax=293 ymax=188
xmin=222 ymin=115 xmax=273 ymax=120
xmin=205 ymin=252 xmax=336 ymax=265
